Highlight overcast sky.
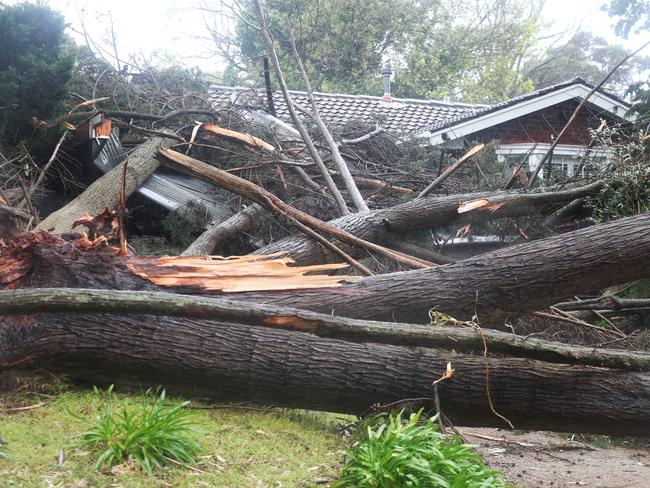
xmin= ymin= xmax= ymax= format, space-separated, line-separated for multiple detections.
xmin=15 ymin=0 xmax=650 ymax=75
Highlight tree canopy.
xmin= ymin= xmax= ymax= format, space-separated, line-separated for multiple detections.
xmin=211 ymin=0 xmax=649 ymax=105
xmin=0 ymin=2 xmax=73 ymax=142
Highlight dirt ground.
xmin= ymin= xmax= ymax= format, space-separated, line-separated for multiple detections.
xmin=458 ymin=427 xmax=650 ymax=488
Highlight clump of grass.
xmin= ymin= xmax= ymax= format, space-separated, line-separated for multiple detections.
xmin=334 ymin=409 xmax=507 ymax=487
xmin=71 ymin=386 xmax=200 ymax=474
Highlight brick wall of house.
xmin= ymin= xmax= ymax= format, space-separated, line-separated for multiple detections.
xmin=469 ymin=100 xmax=621 ymax=145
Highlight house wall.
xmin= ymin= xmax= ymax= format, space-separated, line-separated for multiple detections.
xmin=469 ymin=100 xmax=617 ymax=146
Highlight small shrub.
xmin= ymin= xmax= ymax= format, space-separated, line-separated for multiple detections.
xmin=334 ymin=410 xmax=507 ymax=488
xmin=162 ymin=200 xmax=211 ymax=249
xmin=72 ymin=386 xmax=200 ymax=474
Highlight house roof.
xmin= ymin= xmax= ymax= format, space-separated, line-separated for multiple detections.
xmin=209 ymin=78 xmax=631 ymax=143
xmin=208 ymin=85 xmax=486 ymax=135
xmin=420 ymin=77 xmax=632 ymax=145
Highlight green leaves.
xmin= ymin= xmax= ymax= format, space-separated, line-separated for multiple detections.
xmin=0 ymin=2 xmax=73 ymax=140
xmin=334 ymin=410 xmax=507 ymax=487
xmin=71 ymin=386 xmax=201 ymax=474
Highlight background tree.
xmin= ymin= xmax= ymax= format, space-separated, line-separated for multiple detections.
xmin=0 ymin=2 xmax=73 ymax=144
xmin=215 ymin=0 xmax=546 ymax=103
xmin=523 ymin=31 xmax=650 ymax=94
xmin=605 ymin=0 xmax=650 ymax=38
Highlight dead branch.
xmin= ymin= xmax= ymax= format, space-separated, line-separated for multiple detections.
xmin=418 ymin=144 xmax=485 ymax=198
xmin=253 ymin=0 xmax=349 ymax=216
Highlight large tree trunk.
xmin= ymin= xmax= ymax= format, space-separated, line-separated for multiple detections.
xmin=236 ymin=211 xmax=650 ymax=323
xmin=5 ymin=213 xmax=650 ymax=325
xmin=1 ymin=307 xmax=648 ymax=436
xmin=2 ymin=215 xmax=650 ymax=435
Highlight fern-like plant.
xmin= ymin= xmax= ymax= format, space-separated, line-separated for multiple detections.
xmin=334 ymin=410 xmax=507 ymax=487
xmin=72 ymin=386 xmax=200 ymax=474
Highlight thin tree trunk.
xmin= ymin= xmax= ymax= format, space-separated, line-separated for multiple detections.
xmin=182 ymin=204 xmax=265 ymax=256
xmin=253 ymin=0 xmax=349 ymax=216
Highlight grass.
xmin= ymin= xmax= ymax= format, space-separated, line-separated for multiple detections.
xmin=1 ymin=380 xmax=510 ymax=487
xmin=0 ymin=383 xmax=348 ymax=487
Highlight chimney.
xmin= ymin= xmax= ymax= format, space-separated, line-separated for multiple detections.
xmin=382 ymin=62 xmax=393 ymax=102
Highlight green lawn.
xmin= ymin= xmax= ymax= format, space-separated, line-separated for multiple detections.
xmin=0 ymin=385 xmax=349 ymax=487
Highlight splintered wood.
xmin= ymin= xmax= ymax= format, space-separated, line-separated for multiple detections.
xmin=0 ymin=232 xmax=359 ymax=293
xmin=124 ymin=252 xmax=359 ymax=292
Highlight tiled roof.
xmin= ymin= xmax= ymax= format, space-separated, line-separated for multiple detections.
xmin=208 ymin=85 xmax=485 ymax=135
xmin=427 ymin=77 xmax=631 ymax=132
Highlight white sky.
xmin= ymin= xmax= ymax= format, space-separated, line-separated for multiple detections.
xmin=13 ymin=0 xmax=650 ymax=75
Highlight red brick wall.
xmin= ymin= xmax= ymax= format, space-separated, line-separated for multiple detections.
xmin=469 ymin=100 xmax=621 ymax=146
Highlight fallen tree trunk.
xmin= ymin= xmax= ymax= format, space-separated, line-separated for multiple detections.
xmin=2 ymin=225 xmax=650 ymax=434
xmin=37 ymin=135 xmax=172 ymax=233
xmin=2 ymin=288 xmax=648 ymax=371
xmin=253 ymin=181 xmax=603 ymax=265
xmin=4 ymin=213 xmax=650 ymax=325
xmin=1 ymin=304 xmax=648 ymax=435
xmin=235 ymin=211 xmax=650 ymax=323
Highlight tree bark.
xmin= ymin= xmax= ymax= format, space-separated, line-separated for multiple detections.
xmin=234 ymin=211 xmax=650 ymax=323
xmin=4 ymin=212 xmax=650 ymax=326
xmin=253 ymin=182 xmax=603 ymax=265
xmin=182 ymin=204 xmax=265 ymax=256
xmin=36 ymin=135 xmax=171 ymax=233
xmin=1 ymin=307 xmax=648 ymax=436
xmin=1 ymin=288 xmax=648 ymax=371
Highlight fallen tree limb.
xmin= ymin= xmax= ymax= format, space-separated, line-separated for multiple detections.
xmin=418 ymin=144 xmax=485 ymax=198
xmin=182 ymin=204 xmax=266 ymax=256
xmin=255 ymin=181 xmax=603 ymax=265
xmin=37 ymin=135 xmax=172 ymax=233
xmin=1 ymin=287 xmax=648 ymax=371
xmin=159 ymin=148 xmax=432 ymax=270
xmin=555 ymin=296 xmax=650 ymax=312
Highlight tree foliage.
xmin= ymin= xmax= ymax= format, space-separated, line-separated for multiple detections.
xmin=220 ymin=0 xmax=545 ymax=103
xmin=604 ymin=0 xmax=650 ymax=38
xmin=0 ymin=2 xmax=73 ymax=142
xmin=524 ymin=31 xmax=650 ymax=94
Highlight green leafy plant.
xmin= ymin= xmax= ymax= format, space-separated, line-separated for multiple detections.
xmin=334 ymin=410 xmax=507 ymax=487
xmin=162 ymin=200 xmax=211 ymax=248
xmin=72 ymin=386 xmax=200 ymax=474
xmin=588 ymin=126 xmax=649 ymax=222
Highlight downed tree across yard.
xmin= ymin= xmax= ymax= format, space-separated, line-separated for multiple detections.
xmin=1 ymin=214 xmax=650 ymax=436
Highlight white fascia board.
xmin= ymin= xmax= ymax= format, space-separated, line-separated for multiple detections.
xmin=495 ymin=142 xmax=614 ymax=158
xmin=424 ymin=84 xmax=632 ymax=146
